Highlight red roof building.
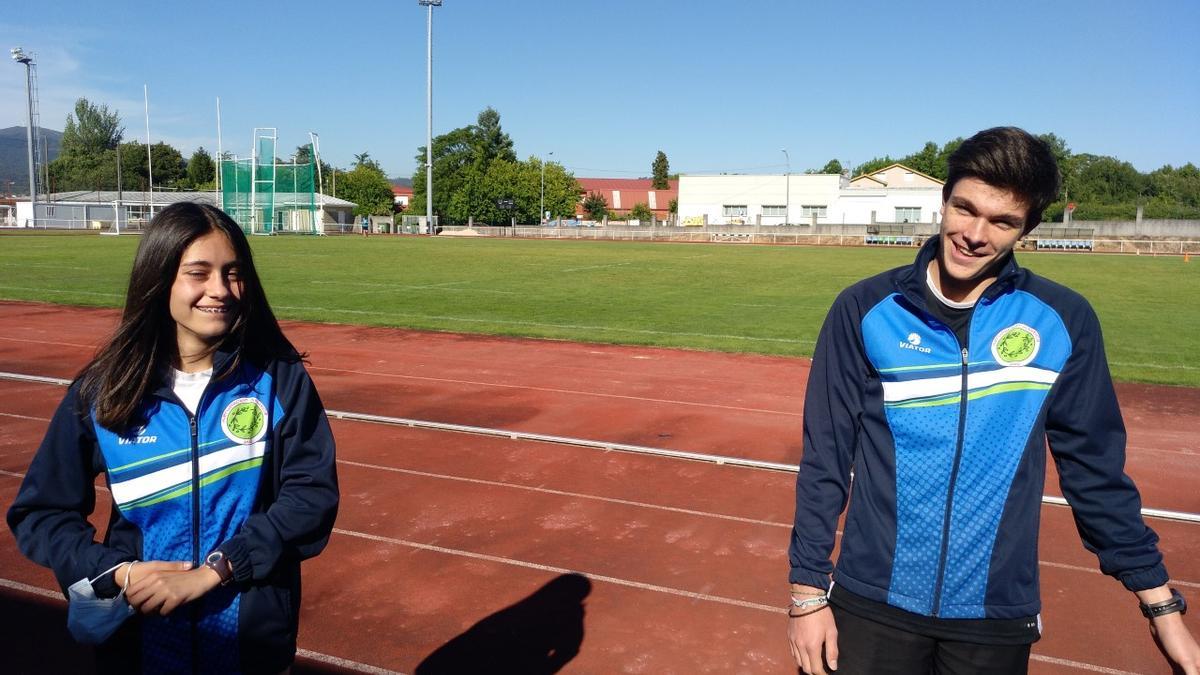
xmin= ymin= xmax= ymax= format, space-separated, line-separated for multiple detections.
xmin=392 ymin=185 xmax=414 ymax=210
xmin=576 ymin=178 xmax=678 ymax=221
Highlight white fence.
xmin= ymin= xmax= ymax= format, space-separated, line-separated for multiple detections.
xmin=435 ymin=224 xmax=1200 ymax=255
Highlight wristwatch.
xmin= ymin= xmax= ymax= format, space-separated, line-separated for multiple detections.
xmin=204 ymin=550 xmax=234 ymax=586
xmin=1140 ymin=587 xmax=1187 ymax=619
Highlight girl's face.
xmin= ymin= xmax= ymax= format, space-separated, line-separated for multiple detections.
xmin=169 ymin=230 xmax=243 ymax=364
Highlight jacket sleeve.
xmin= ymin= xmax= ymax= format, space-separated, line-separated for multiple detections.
xmin=1045 ymin=304 xmax=1167 ymax=592
xmin=219 ymin=362 xmax=339 ymax=583
xmin=788 ymin=289 xmax=866 ymax=588
xmin=6 ymin=384 xmax=135 ymax=595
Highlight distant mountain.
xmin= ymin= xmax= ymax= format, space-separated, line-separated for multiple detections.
xmin=390 ymin=177 xmax=413 ymax=188
xmin=0 ymin=126 xmax=62 ymax=195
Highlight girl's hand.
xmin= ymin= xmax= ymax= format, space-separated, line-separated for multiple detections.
xmin=126 ymin=561 xmax=222 ymax=616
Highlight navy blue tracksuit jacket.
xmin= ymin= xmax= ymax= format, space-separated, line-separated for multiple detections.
xmin=789 ymin=238 xmax=1167 ymax=621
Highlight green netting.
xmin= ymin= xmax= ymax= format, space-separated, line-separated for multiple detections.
xmin=220 ymin=142 xmax=318 ymax=235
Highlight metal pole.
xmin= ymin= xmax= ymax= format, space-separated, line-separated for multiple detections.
xmin=216 ymin=96 xmax=223 ymax=199
xmin=13 ymin=50 xmax=37 ymax=226
xmin=420 ymin=1 xmax=441 ymax=235
xmin=144 ymin=85 xmax=154 ymax=219
xmin=781 ymin=148 xmax=790 ymax=226
xmin=115 ymin=144 xmax=123 ymax=234
xmin=541 ymin=152 xmax=553 ymax=225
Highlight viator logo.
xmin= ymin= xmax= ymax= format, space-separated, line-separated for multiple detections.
xmin=898 ymin=332 xmax=932 ymax=354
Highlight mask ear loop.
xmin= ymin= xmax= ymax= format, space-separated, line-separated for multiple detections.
xmin=91 ymin=561 xmax=139 ymax=600
xmin=119 ymin=561 xmax=138 ymax=600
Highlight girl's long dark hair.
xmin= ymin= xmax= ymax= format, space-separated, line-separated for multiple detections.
xmin=79 ymin=202 xmax=300 ymax=432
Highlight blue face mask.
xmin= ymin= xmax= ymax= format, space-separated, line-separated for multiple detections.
xmin=67 ymin=561 xmax=137 ymax=645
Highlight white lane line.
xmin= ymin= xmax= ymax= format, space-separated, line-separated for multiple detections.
xmin=338 ymin=459 xmax=792 ymax=528
xmin=0 ymin=285 xmax=123 ymax=298
xmin=0 ymin=577 xmax=61 ymax=601
xmin=332 ymin=527 xmax=785 ymax=614
xmin=1039 ymin=561 xmax=1200 ymax=590
xmin=0 ymin=576 xmax=405 ymax=675
xmin=0 ymin=412 xmax=50 ymax=422
xmin=272 ymin=305 xmax=814 ymax=345
xmin=1029 ymin=653 xmax=1141 ymax=674
xmin=295 ymin=650 xmax=406 ymax=675
xmin=1110 ymin=361 xmax=1199 ymax=371
xmin=561 ymin=261 xmax=634 ymax=272
xmin=307 ymin=365 xmax=802 ymax=417
xmin=0 ymin=335 xmax=97 ymax=349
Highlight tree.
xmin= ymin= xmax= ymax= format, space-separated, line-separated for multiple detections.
xmin=582 ymin=192 xmax=608 ymax=221
xmin=149 ymin=142 xmax=187 ymax=188
xmin=652 ymin=151 xmax=669 ymax=189
xmin=854 ymin=156 xmax=895 ymax=176
xmin=410 ymin=108 xmax=519 ymax=223
xmin=339 ymin=163 xmax=395 ymax=217
xmin=473 ymin=107 xmax=516 ymax=167
xmin=820 ymin=159 xmax=844 ymax=175
xmin=46 ymin=98 xmax=126 ymax=192
xmin=187 ymin=147 xmax=215 ymax=188
xmin=629 ymin=202 xmax=653 ymax=223
xmin=60 ymin=98 xmax=124 ymax=157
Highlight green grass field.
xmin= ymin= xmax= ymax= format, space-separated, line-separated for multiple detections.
xmin=0 ymin=233 xmax=1196 ymax=386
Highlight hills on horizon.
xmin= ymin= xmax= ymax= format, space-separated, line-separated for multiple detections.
xmin=0 ymin=126 xmax=62 ymax=195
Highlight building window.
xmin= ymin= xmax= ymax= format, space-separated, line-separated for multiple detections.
xmin=800 ymin=205 xmax=827 ymax=219
xmin=761 ymin=205 xmax=786 ymax=217
xmin=45 ymin=206 xmax=56 ymax=217
xmin=127 ymin=205 xmax=149 ymax=221
xmin=722 ymin=205 xmax=748 ymax=217
xmin=895 ymin=207 xmax=921 ymax=223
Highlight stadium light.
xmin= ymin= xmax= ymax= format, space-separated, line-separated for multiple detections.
xmin=781 ymin=148 xmax=790 ymax=226
xmin=419 ymin=0 xmax=442 ymax=234
xmin=11 ymin=47 xmax=37 ymax=226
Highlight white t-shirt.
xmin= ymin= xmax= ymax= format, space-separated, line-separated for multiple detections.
xmin=172 ymin=367 xmax=213 ymax=415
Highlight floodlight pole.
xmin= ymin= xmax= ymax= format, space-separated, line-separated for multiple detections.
xmin=420 ymin=0 xmax=442 ymax=235
xmin=310 ymin=131 xmax=327 ymax=233
xmin=540 ymin=151 xmax=553 ymax=225
xmin=145 ymin=85 xmax=154 ymax=219
xmin=781 ymin=148 xmax=790 ymax=226
xmin=12 ymin=48 xmax=37 ymax=226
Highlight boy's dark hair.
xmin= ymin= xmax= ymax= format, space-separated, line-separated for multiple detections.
xmin=943 ymin=127 xmax=1061 ymax=231
xmin=78 ymin=202 xmax=299 ymax=431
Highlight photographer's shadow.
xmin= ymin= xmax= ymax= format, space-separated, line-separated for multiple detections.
xmin=415 ymin=573 xmax=591 ymax=675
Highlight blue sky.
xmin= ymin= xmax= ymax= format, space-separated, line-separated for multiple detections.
xmin=4 ymin=0 xmax=1198 ymax=178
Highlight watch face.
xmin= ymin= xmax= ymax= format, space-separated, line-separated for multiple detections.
xmin=206 ymin=551 xmax=224 ymax=564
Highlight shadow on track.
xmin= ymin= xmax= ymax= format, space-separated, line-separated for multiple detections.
xmin=415 ymin=573 xmax=592 ymax=675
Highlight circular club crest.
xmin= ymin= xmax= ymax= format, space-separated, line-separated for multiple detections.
xmin=991 ymin=323 xmax=1040 ymax=367
xmin=221 ymin=398 xmax=268 ymax=444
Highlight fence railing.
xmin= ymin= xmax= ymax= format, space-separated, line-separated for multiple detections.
xmin=436 ymin=225 xmax=1200 ymax=255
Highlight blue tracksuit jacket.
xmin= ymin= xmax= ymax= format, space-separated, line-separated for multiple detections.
xmin=788 ymin=237 xmax=1167 ymax=620
xmin=8 ymin=349 xmax=339 ymax=673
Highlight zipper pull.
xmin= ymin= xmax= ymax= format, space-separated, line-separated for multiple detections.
xmin=961 ymin=348 xmax=969 ymax=365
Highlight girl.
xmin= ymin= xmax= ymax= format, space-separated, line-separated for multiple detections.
xmin=8 ymin=202 xmax=339 ymax=674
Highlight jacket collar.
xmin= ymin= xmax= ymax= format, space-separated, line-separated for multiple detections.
xmin=150 ymin=344 xmax=239 ymax=400
xmin=896 ymin=235 xmax=1023 ymax=309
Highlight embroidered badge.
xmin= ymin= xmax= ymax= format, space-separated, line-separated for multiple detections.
xmin=221 ymin=398 xmax=268 ymax=444
xmin=991 ymin=323 xmax=1040 ymax=366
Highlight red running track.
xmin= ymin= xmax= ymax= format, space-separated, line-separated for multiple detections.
xmin=0 ymin=300 xmax=1197 ymax=674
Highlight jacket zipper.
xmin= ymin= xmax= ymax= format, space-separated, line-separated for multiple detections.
xmin=930 ymin=345 xmax=970 ymax=616
xmin=188 ymin=412 xmax=202 ymax=672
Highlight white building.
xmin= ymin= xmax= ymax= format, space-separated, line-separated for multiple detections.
xmin=677 ymin=163 xmax=944 ymax=228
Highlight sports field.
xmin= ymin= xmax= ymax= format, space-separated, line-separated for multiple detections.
xmin=0 ymin=233 xmax=1196 ymax=386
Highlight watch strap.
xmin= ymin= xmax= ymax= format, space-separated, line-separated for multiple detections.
xmin=1140 ymin=588 xmax=1187 ymax=619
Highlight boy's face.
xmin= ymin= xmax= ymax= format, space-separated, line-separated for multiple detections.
xmin=934 ymin=177 xmax=1031 ymax=303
